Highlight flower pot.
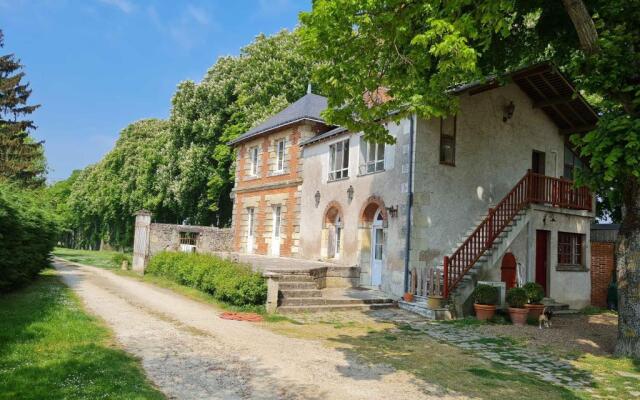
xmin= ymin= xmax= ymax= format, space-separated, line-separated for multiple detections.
xmin=508 ymin=307 xmax=529 ymax=326
xmin=525 ymin=303 xmax=545 ymax=320
xmin=474 ymin=303 xmax=496 ymax=321
xmin=403 ymin=292 xmax=414 ymax=302
xmin=427 ymin=295 xmax=444 ymax=309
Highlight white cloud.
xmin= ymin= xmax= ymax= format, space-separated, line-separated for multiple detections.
xmin=186 ymin=4 xmax=209 ymax=26
xmin=145 ymin=3 xmax=215 ymax=50
xmin=99 ymin=0 xmax=134 ymax=14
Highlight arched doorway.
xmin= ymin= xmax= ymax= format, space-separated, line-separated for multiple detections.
xmin=322 ymin=202 xmax=344 ymax=259
xmin=358 ymin=196 xmax=387 ymax=288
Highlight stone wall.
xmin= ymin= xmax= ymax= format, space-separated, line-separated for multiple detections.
xmin=149 ymin=223 xmax=233 ymax=257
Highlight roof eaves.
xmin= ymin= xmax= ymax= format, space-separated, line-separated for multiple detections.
xmin=228 ymin=116 xmax=326 ymax=146
xmin=300 ymin=126 xmax=349 ymax=146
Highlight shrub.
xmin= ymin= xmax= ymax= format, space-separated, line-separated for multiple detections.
xmin=522 ymin=282 xmax=545 ymax=304
xmin=111 ymin=253 xmax=132 ymax=268
xmin=506 ymin=287 xmax=528 ymax=308
xmin=146 ymin=252 xmax=267 ymax=307
xmin=0 ymin=183 xmax=59 ymax=292
xmin=472 ymin=284 xmax=499 ymax=305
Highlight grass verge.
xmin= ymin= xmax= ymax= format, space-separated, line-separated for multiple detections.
xmin=53 ymin=247 xmax=130 ymax=270
xmin=0 ymin=271 xmax=164 ymax=400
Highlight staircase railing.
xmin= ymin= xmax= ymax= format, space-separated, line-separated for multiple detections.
xmin=442 ymin=170 xmax=592 ymax=298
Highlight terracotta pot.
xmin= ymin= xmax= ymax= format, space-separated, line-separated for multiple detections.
xmin=508 ymin=307 xmax=529 ymax=326
xmin=427 ymin=295 xmax=444 ymax=309
xmin=474 ymin=303 xmax=496 ymax=321
xmin=403 ymin=292 xmax=414 ymax=302
xmin=525 ymin=303 xmax=545 ymax=320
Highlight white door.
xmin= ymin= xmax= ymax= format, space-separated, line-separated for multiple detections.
xmin=371 ymin=210 xmax=384 ymax=287
xmin=271 ymin=205 xmax=281 ymax=256
xmin=246 ymin=207 xmax=255 ymax=254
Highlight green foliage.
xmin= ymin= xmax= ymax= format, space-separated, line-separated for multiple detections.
xmin=0 ymin=29 xmax=45 ymax=187
xmin=505 ymin=287 xmax=528 ymax=309
xmin=472 ymin=284 xmax=499 ymax=305
xmin=522 ymin=282 xmax=544 ymax=304
xmin=146 ymin=251 xmax=267 ymax=307
xmin=0 ymin=182 xmax=58 ymax=292
xmin=110 ymin=253 xmax=132 ymax=268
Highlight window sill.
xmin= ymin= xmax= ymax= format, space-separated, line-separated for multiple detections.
xmin=556 ymin=264 xmax=588 ymax=272
xmin=357 ymin=168 xmax=385 ymax=177
xmin=270 ymin=170 xmax=287 ymax=176
xmin=245 ymin=175 xmax=261 ymax=180
xmin=327 ymin=176 xmax=350 ymax=183
xmin=440 ymin=161 xmax=456 ymax=167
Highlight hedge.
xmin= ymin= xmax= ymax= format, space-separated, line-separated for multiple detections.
xmin=146 ymin=251 xmax=267 ymax=307
xmin=0 ymin=183 xmax=59 ymax=292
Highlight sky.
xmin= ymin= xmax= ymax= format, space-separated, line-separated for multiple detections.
xmin=0 ymin=0 xmax=310 ymax=182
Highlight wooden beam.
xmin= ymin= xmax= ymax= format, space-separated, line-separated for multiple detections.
xmin=533 ymin=95 xmax=575 ymax=109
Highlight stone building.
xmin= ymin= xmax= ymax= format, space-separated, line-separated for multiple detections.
xmin=230 ymin=63 xmax=598 ymax=314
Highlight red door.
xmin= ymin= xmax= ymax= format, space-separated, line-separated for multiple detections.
xmin=536 ymin=230 xmax=550 ymax=296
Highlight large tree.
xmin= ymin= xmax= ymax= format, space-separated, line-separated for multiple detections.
xmin=0 ymin=30 xmax=44 ymax=187
xmin=301 ymin=0 xmax=640 ymax=357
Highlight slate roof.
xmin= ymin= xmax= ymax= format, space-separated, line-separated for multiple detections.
xmin=228 ymin=93 xmax=328 ymax=146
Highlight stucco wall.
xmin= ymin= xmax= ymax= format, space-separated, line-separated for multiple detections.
xmin=411 ymin=83 xmax=569 ymax=271
xmin=299 ymin=118 xmax=412 ymax=296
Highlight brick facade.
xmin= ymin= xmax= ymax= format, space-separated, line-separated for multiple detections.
xmin=590 ymin=241 xmax=615 ymax=307
xmin=231 ymin=122 xmax=324 ymax=257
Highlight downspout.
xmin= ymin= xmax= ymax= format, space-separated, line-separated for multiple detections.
xmin=403 ymin=114 xmax=415 ymax=294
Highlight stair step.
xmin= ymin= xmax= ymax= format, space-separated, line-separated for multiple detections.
xmin=277 ymin=303 xmax=396 ymax=314
xmin=280 ymin=297 xmax=395 ymax=307
xmin=279 ymin=282 xmax=317 ymax=290
xmin=278 ymin=274 xmax=316 ymax=283
xmin=280 ymin=289 xmax=322 ymax=298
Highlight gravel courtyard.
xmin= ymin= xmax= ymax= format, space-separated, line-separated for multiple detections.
xmin=54 ymin=260 xmax=459 ymax=400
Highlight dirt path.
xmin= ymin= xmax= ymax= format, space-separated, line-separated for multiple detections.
xmin=54 ymin=260 xmax=457 ymax=400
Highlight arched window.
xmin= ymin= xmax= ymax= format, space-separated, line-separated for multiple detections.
xmin=334 ymin=215 xmax=343 ymax=258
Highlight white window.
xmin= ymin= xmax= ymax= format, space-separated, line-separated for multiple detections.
xmin=329 ymin=139 xmax=349 ymax=181
xmin=273 ymin=205 xmax=282 ymax=238
xmin=249 ymin=146 xmax=259 ymax=176
xmin=275 ymin=139 xmax=285 ymax=172
xmin=362 ymin=138 xmax=385 ymax=173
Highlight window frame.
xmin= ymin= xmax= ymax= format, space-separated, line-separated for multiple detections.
xmin=273 ymin=205 xmax=282 ymax=238
xmin=179 ymin=231 xmax=198 ymax=246
xmin=248 ymin=146 xmax=259 ymax=176
xmin=275 ymin=139 xmax=286 ymax=173
xmin=363 ymin=139 xmax=385 ymax=174
xmin=557 ymin=232 xmax=584 ymax=266
xmin=328 ymin=139 xmax=350 ymax=181
xmin=439 ymin=116 xmax=456 ymax=166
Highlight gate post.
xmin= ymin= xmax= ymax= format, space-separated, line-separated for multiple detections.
xmin=132 ymin=210 xmax=152 ymax=274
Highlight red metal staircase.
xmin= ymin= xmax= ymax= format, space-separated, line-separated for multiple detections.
xmin=442 ymin=170 xmax=592 ymax=298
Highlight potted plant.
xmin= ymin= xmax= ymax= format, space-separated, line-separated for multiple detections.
xmin=506 ymin=287 xmax=529 ymax=326
xmin=472 ymin=284 xmax=499 ymax=320
xmin=403 ymin=292 xmax=415 ymax=302
xmin=427 ymin=266 xmax=444 ymax=309
xmin=522 ymin=282 xmax=545 ymax=319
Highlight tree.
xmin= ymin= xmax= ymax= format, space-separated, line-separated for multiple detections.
xmin=0 ymin=30 xmax=44 ymax=187
xmin=301 ymin=0 xmax=640 ymax=357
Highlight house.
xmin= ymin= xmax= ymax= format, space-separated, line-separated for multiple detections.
xmin=229 ymin=63 xmax=597 ymax=314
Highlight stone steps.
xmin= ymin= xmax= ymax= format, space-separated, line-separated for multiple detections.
xmin=279 ymin=282 xmax=317 ymax=290
xmin=277 ymin=303 xmax=396 ymax=313
xmin=280 ymin=297 xmax=394 ymax=307
xmin=279 ymin=289 xmax=322 ymax=298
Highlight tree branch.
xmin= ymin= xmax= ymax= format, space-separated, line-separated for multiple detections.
xmin=562 ymin=0 xmax=599 ymax=54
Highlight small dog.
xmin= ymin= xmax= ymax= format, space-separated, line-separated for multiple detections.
xmin=538 ymin=307 xmax=553 ymax=329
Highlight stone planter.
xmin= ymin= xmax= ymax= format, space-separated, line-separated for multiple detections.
xmin=427 ymin=295 xmax=444 ymax=309
xmin=403 ymin=292 xmax=415 ymax=302
xmin=525 ymin=303 xmax=545 ymax=320
xmin=508 ymin=307 xmax=529 ymax=326
xmin=473 ymin=303 xmax=496 ymax=321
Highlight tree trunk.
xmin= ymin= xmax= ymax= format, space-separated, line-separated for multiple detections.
xmin=562 ymin=0 xmax=599 ymax=54
xmin=615 ymin=177 xmax=640 ymax=358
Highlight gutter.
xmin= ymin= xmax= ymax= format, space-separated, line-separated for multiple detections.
xmin=403 ymin=114 xmax=415 ymax=294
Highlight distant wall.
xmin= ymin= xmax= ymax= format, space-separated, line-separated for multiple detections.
xmin=149 ymin=223 xmax=233 ymax=257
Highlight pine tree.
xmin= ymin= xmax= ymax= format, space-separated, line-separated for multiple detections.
xmin=0 ymin=30 xmax=44 ymax=187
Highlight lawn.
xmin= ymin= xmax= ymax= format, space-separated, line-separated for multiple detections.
xmin=0 ymin=271 xmax=165 ymax=400
xmin=53 ymin=247 xmax=131 ymax=270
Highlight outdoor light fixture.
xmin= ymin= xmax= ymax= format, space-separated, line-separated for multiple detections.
xmin=347 ymin=185 xmax=354 ymax=204
xmin=386 ymin=205 xmax=398 ymax=218
xmin=314 ymin=190 xmax=321 ymax=208
xmin=503 ymin=101 xmax=515 ymax=122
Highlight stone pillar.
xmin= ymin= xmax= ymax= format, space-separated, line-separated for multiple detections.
xmin=264 ymin=271 xmax=281 ymax=313
xmin=132 ymin=210 xmax=152 ymax=274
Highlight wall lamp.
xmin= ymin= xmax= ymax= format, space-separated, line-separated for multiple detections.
xmin=386 ymin=205 xmax=399 ymax=218
xmin=347 ymin=185 xmax=354 ymax=204
xmin=314 ymin=190 xmax=321 ymax=208
xmin=503 ymin=101 xmax=515 ymax=122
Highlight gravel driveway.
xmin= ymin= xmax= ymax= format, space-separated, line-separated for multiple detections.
xmin=54 ymin=260 xmax=457 ymax=400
